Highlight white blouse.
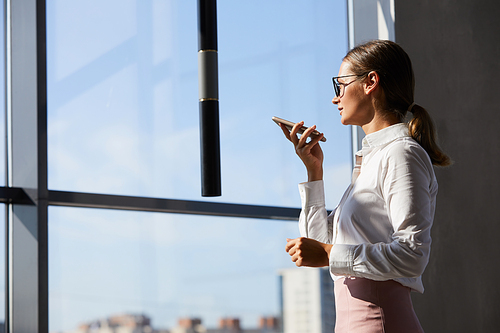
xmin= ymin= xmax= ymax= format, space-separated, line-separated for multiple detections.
xmin=298 ymin=123 xmax=437 ymax=293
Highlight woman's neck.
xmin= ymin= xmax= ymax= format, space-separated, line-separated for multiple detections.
xmin=361 ymin=111 xmax=400 ymax=135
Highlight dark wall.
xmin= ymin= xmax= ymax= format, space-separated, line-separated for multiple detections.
xmin=395 ymin=1 xmax=500 ymax=332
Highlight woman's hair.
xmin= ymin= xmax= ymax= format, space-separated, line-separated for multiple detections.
xmin=343 ymin=40 xmax=451 ymax=167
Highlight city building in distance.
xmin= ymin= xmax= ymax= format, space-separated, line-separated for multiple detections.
xmin=58 ymin=313 xmax=158 ymax=333
xmin=171 ymin=318 xmax=206 ymax=333
xmin=279 ymin=268 xmax=335 ymax=333
xmin=205 ymin=316 xmax=280 ymax=333
xmin=55 ymin=314 xmax=280 ymax=333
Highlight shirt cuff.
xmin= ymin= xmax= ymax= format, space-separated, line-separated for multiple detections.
xmin=298 ymin=180 xmax=325 ymax=208
xmin=329 ymin=243 xmax=355 ymax=276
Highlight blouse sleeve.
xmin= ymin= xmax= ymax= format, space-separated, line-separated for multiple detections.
xmin=328 ymin=143 xmax=437 ymax=280
xmin=298 ymin=180 xmax=335 ymax=244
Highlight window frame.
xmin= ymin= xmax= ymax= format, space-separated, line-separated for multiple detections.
xmin=1 ymin=1 xmax=302 ymax=332
xmin=2 ymin=0 xmax=391 ymax=331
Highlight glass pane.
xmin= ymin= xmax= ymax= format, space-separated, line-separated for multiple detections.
xmin=49 ymin=206 xmax=308 ymax=332
xmin=0 ymin=0 xmax=5 ymax=186
xmin=0 ymin=205 xmax=5 ymax=332
xmin=47 ymin=1 xmax=350 ymax=208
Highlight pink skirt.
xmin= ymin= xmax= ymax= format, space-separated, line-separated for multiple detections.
xmin=334 ymin=277 xmax=424 ymax=333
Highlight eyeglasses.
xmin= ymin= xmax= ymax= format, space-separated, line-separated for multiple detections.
xmin=332 ymin=74 xmax=360 ymax=97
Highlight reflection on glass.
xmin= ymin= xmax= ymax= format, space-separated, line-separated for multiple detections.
xmin=0 ymin=0 xmax=5 ymax=320
xmin=47 ymin=0 xmax=350 ymax=208
xmin=0 ymin=1 xmax=5 ymax=186
xmin=49 ymin=206 xmax=311 ymax=332
xmin=0 ymin=205 xmax=5 ymax=332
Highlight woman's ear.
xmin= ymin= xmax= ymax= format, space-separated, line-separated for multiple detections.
xmin=364 ymin=71 xmax=380 ymax=95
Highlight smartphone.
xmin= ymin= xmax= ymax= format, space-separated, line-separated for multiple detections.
xmin=272 ymin=116 xmax=327 ymax=142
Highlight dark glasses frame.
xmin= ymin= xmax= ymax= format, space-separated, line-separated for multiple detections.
xmin=332 ymin=74 xmax=361 ymax=97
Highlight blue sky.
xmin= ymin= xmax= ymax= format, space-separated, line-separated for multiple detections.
xmin=4 ymin=0 xmax=351 ymax=331
xmin=49 ymin=207 xmax=302 ymax=330
xmin=46 ymin=0 xmax=350 ymax=206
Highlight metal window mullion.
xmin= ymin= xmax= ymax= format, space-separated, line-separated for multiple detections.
xmin=346 ymin=0 xmax=396 ymax=166
xmin=47 ymin=190 xmax=301 ymax=221
xmin=346 ymin=0 xmax=361 ymax=168
xmin=36 ymin=0 xmax=48 ymax=331
xmin=5 ymin=0 xmax=47 ymax=332
xmin=4 ymin=0 xmax=13 ymax=330
xmin=0 ymin=187 xmax=300 ymax=221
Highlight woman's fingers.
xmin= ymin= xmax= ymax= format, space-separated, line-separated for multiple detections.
xmin=286 ymin=238 xmax=306 ymax=266
xmin=279 ymin=123 xmax=293 ymax=142
xmin=285 ymin=238 xmax=296 ymax=253
xmin=280 ymin=121 xmax=324 ymax=158
xmin=285 ymin=238 xmax=300 ymax=264
xmin=279 ymin=122 xmax=303 ymax=145
xmin=295 ymin=125 xmax=324 ymax=158
xmin=285 ymin=237 xmax=330 ymax=267
xmin=289 ymin=121 xmax=304 ymax=145
xmin=300 ymin=125 xmax=324 ymax=146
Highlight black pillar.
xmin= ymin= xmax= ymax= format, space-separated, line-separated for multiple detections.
xmin=197 ymin=0 xmax=221 ymax=197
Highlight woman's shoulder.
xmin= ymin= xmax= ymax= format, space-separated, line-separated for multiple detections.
xmin=380 ymin=136 xmax=438 ymax=191
xmin=383 ymin=136 xmax=434 ymax=171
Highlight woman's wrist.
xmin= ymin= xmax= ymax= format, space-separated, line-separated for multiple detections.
xmin=307 ymin=167 xmax=323 ymax=182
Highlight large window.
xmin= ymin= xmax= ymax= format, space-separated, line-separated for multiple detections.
xmin=4 ymin=0 xmax=349 ymax=332
xmin=49 ymin=207 xmax=300 ymax=331
xmin=47 ymin=0 xmax=350 ymax=208
xmin=0 ymin=205 xmax=4 ymax=331
xmin=0 ymin=0 xmax=4 ymax=188
xmin=0 ymin=1 xmax=5 ymax=331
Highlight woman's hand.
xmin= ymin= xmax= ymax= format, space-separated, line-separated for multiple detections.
xmin=279 ymin=121 xmax=324 ymax=181
xmin=285 ymin=237 xmax=333 ymax=267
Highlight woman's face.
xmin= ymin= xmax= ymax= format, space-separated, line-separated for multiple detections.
xmin=332 ymin=61 xmax=373 ymax=127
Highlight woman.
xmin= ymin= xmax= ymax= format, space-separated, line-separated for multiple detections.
xmin=281 ymin=40 xmax=450 ymax=332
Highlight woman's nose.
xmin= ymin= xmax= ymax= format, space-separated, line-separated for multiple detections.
xmin=332 ymin=96 xmax=340 ymax=104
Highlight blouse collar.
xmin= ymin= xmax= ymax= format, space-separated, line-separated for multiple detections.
xmin=361 ymin=123 xmax=410 ymax=149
